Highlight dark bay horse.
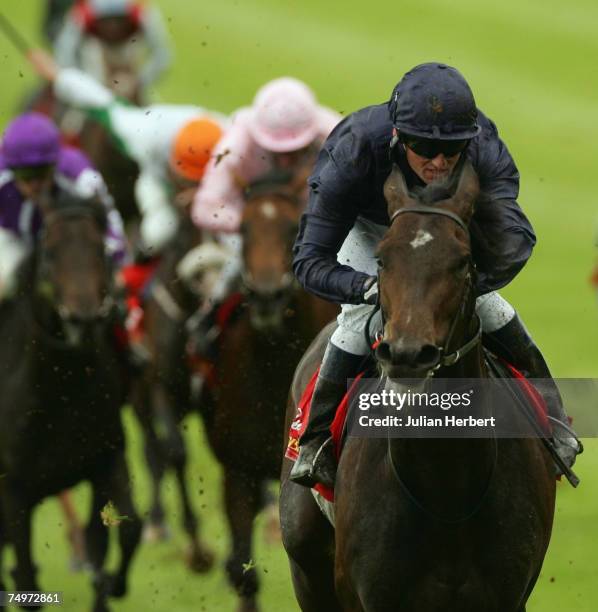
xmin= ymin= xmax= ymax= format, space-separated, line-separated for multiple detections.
xmin=0 ymin=194 xmax=140 ymax=612
xmin=201 ymin=186 xmax=337 ymax=611
xmin=280 ymin=163 xmax=556 ymax=612
xmin=130 ymin=214 xmax=214 ymax=572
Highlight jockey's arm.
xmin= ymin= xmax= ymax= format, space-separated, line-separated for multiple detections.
xmin=53 ymin=67 xmax=152 ymax=164
xmin=138 ymin=5 xmax=173 ymax=87
xmin=292 ymin=125 xmax=375 ymax=305
xmin=191 ymin=120 xmax=249 ymax=234
xmin=135 ymin=170 xmax=178 ymax=253
xmin=468 ymin=112 xmax=536 ymax=294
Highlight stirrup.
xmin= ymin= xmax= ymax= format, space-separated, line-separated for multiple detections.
xmin=290 ymin=436 xmax=336 ymax=489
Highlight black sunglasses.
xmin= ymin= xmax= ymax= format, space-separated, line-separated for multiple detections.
xmin=10 ymin=164 xmax=55 ymax=182
xmin=399 ymin=133 xmax=470 ymax=159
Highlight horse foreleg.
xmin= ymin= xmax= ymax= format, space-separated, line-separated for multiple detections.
xmin=2 ymin=493 xmax=40 ymax=599
xmin=171 ymin=443 xmax=214 ymax=573
xmin=0 ymin=503 xmax=6 ymax=593
xmin=86 ymin=478 xmax=110 ymax=612
xmin=132 ymin=384 xmax=168 ymax=540
xmin=279 ymin=478 xmax=342 ymax=612
xmin=223 ymin=468 xmax=262 ymax=612
xmin=58 ymin=490 xmax=87 ymax=570
xmin=261 ymin=482 xmax=281 ymax=545
xmin=106 ymin=453 xmax=141 ymax=599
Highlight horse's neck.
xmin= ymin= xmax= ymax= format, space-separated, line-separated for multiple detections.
xmin=388 ymin=342 xmax=496 ymax=515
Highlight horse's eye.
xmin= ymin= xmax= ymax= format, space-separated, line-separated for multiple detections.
xmin=376 ymin=256 xmax=384 ymax=269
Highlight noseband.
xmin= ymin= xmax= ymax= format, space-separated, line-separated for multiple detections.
xmin=371 ymin=205 xmax=482 ymax=377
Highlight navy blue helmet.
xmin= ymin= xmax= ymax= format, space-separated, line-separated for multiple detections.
xmin=388 ymin=63 xmax=481 ymax=141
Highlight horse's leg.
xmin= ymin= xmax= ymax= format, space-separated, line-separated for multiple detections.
xmin=132 ymin=384 xmax=168 ymax=540
xmin=2 ymin=494 xmax=41 ymax=603
xmin=85 ymin=478 xmax=111 ymax=612
xmin=158 ymin=384 xmax=214 ymax=573
xmin=261 ymin=481 xmax=281 ymax=545
xmin=58 ymin=490 xmax=87 ymax=570
xmin=280 ymin=478 xmax=342 ymax=612
xmin=223 ymin=468 xmax=262 ymax=612
xmin=0 ymin=504 xmax=6 ymax=592
xmin=105 ymin=452 xmax=142 ymax=599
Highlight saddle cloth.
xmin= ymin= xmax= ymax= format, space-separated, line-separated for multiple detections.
xmin=285 ymin=356 xmax=550 ymax=505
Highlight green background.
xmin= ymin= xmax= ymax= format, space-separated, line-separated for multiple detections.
xmin=1 ymin=0 xmax=597 ymax=610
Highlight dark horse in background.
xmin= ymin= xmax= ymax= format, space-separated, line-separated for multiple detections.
xmin=280 ymin=163 xmax=556 ymax=611
xmin=200 ymin=182 xmax=338 ymax=612
xmin=0 ymin=194 xmax=141 ymax=612
xmin=130 ymin=213 xmax=214 ymax=572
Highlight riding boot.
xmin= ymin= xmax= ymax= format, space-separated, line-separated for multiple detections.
xmin=289 ymin=343 xmax=365 ymax=489
xmin=487 ymin=314 xmax=583 ymax=471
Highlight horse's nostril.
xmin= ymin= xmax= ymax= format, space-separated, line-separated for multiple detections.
xmin=417 ymin=344 xmax=441 ymax=367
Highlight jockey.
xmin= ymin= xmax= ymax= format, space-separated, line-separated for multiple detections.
xmin=28 ymin=49 xmax=226 ymax=257
xmin=0 ymin=111 xmax=126 ymax=296
xmin=188 ymin=77 xmax=341 ymax=350
xmin=290 ymin=62 xmax=582 ymax=489
xmin=53 ymin=0 xmax=172 ymax=96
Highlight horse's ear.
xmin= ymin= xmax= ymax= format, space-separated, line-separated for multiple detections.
xmin=384 ymin=164 xmax=416 ymax=218
xmin=448 ymin=160 xmax=479 ymax=222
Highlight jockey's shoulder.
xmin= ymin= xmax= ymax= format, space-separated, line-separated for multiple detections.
xmin=56 ymin=145 xmax=94 ymax=179
xmin=325 ymin=103 xmax=395 ymax=154
xmin=228 ymin=107 xmax=253 ymax=130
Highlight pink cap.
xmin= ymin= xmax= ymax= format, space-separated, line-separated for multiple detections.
xmin=248 ymin=77 xmax=319 ymax=153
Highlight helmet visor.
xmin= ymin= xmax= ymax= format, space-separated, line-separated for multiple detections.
xmin=399 ymin=132 xmax=470 ymax=159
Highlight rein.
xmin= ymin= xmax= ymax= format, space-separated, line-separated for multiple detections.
xmin=379 ymin=203 xmax=496 ymax=521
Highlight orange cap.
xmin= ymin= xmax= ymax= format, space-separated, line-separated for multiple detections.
xmin=170 ymin=118 xmax=223 ymax=181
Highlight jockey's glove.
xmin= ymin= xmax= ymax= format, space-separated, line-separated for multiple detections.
xmin=363 ymin=276 xmax=379 ymax=305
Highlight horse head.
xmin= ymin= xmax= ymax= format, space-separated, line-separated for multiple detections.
xmin=240 ymin=186 xmax=301 ymax=332
xmin=33 ymin=192 xmax=114 ymax=347
xmin=375 ymin=161 xmax=480 ymax=378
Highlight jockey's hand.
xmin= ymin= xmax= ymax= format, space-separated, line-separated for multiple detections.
xmin=27 ymin=48 xmax=58 ymax=82
xmin=363 ymin=276 xmax=378 ymax=305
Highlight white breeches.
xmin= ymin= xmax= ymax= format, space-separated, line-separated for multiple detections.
xmin=329 ymin=216 xmax=516 ymax=356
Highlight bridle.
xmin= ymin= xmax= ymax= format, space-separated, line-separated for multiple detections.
xmin=366 ymin=204 xmax=482 ymax=377
xmin=381 ymin=205 xmax=497 ymax=522
xmin=33 ymin=205 xmax=114 ymax=345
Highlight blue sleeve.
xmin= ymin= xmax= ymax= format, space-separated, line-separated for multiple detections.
xmin=293 ymin=124 xmax=373 ymax=304
xmin=470 ymin=113 xmax=536 ymax=293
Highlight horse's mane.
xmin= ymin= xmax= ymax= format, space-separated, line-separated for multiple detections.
xmin=411 ymin=174 xmax=490 ymax=209
xmin=48 ymin=191 xmax=108 ymax=232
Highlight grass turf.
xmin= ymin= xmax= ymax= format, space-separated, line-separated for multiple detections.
xmin=0 ymin=0 xmax=597 ymax=609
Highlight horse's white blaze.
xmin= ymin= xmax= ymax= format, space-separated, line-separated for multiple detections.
xmin=410 ymin=229 xmax=434 ymax=249
xmin=260 ymin=201 xmax=278 ymax=219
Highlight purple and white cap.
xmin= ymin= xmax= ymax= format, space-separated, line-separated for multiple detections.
xmin=2 ymin=112 xmax=61 ymax=168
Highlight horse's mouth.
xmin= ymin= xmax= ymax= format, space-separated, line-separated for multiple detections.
xmin=57 ymin=302 xmax=112 ymax=348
